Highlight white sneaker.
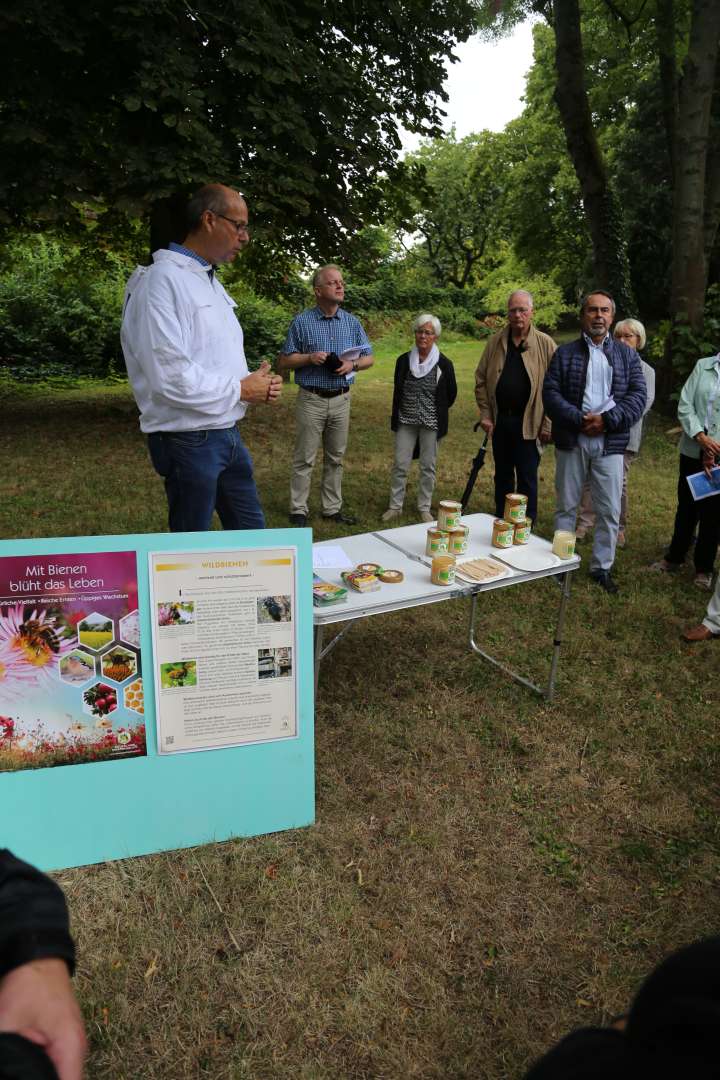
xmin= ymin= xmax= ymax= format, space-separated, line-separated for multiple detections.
xmin=381 ymin=508 xmax=401 ymax=522
xmin=419 ymin=510 xmax=434 ymax=523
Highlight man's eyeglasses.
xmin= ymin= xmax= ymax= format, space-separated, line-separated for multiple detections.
xmin=216 ymin=213 xmax=250 ymax=234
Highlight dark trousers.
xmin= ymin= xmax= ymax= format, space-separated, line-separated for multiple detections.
xmin=147 ymin=426 xmax=265 ymax=533
xmin=491 ymin=413 xmax=540 ymax=522
xmin=666 ymin=453 xmax=720 ymax=572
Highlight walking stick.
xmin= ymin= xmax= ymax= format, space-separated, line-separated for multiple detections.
xmin=460 ymin=422 xmax=489 ymax=514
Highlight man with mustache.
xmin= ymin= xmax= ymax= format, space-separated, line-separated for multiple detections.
xmin=543 ymin=291 xmax=646 ymax=594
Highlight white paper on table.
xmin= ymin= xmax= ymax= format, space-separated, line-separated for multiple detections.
xmin=312 ymin=544 xmax=354 ymax=570
xmin=490 ymin=546 xmax=561 ymax=573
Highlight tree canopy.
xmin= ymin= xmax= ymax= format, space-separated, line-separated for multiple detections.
xmin=0 ymin=0 xmax=477 ymax=259
xmin=475 ymin=0 xmax=720 ymax=350
xmin=395 ymin=131 xmax=513 ymax=289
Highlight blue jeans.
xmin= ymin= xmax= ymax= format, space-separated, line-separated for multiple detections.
xmin=147 ymin=427 xmax=265 ymax=533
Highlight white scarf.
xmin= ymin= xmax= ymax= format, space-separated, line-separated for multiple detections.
xmin=409 ymin=343 xmax=440 ymax=379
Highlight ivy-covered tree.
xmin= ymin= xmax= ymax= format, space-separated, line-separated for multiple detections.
xmin=477 ymin=0 xmax=720 ymax=393
xmin=0 ymin=0 xmax=477 ymax=260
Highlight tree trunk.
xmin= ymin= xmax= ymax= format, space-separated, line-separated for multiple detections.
xmin=701 ymin=62 xmax=720 ymax=287
xmin=655 ymin=0 xmax=720 ymax=410
xmin=670 ymin=0 xmax=720 ymax=331
xmin=655 ymin=0 xmax=679 ymax=185
xmin=551 ymin=0 xmax=635 ymax=315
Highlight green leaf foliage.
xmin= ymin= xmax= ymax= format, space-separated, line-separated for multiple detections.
xmin=0 ymin=235 xmax=128 ymax=375
xmin=395 ymin=130 xmax=514 ymax=289
xmin=0 ymin=0 xmax=478 ymax=258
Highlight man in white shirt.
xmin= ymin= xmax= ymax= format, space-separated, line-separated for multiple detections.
xmin=121 ymin=184 xmax=282 ymax=532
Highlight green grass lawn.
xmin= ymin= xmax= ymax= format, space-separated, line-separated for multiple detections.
xmin=1 ymin=337 xmax=719 ymax=1079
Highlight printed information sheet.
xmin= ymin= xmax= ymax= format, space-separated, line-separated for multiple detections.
xmin=149 ymin=547 xmax=298 ymax=754
xmin=0 ymin=551 xmax=146 ymax=772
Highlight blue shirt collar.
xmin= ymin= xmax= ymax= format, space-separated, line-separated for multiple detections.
xmin=583 ymin=332 xmax=610 ymax=350
xmin=313 ymin=305 xmax=342 ymax=321
xmin=168 ymin=241 xmax=211 ymax=269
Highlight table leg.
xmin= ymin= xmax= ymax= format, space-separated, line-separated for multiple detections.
xmin=468 ymin=571 xmax=574 ymax=699
xmin=314 ymin=624 xmax=324 ymax=698
xmin=313 ymin=619 xmax=359 ymax=696
xmin=546 ymin=571 xmax=572 ymax=700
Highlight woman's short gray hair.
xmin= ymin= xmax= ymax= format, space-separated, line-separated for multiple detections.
xmin=413 ymin=313 xmax=441 ymax=336
xmin=614 ymin=318 xmax=646 ymax=350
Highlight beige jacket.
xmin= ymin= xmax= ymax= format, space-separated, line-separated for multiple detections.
xmin=474 ymin=323 xmax=556 ymax=440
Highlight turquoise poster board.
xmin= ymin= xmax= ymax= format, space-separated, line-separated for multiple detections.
xmin=0 ymin=529 xmax=314 ymax=871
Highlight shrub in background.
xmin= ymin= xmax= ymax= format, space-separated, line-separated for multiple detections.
xmin=223 ymin=284 xmax=294 ymax=369
xmin=0 ymin=234 xmax=129 ymax=377
xmin=647 ymin=285 xmax=720 ymax=407
xmin=481 ymin=264 xmax=569 ymax=332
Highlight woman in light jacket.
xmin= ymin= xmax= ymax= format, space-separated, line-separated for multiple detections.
xmin=382 ymin=314 xmax=457 ymax=524
xmin=651 ymin=351 xmax=720 ymax=590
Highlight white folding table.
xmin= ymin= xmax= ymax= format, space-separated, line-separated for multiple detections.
xmin=312 ymin=513 xmax=580 ymax=701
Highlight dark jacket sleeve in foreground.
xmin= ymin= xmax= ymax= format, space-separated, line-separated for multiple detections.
xmin=0 ymin=849 xmax=75 ymax=979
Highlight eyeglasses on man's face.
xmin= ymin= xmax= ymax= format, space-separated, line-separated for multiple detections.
xmin=216 ymin=213 xmax=250 ymax=234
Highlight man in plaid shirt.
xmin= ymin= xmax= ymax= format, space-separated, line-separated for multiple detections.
xmin=279 ymin=265 xmax=373 ymax=527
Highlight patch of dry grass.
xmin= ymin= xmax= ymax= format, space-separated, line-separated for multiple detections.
xmin=2 ymin=346 xmax=719 ymax=1078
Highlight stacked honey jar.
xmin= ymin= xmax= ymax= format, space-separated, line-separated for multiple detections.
xmin=491 ymin=493 xmax=532 ymax=550
xmin=427 ymin=500 xmax=468 ymax=586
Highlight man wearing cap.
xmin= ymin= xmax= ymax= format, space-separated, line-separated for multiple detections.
xmin=474 ymin=289 xmax=556 ymax=524
xmin=121 ymin=184 xmax=282 ymax=533
xmin=279 ymin=264 xmax=373 ymax=527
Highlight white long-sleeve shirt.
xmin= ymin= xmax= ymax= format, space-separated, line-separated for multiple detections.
xmin=121 ymin=249 xmax=248 ymax=433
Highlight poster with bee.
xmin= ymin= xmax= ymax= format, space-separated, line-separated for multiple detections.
xmin=0 ymin=551 xmax=147 ymax=771
xmin=149 ymin=547 xmax=297 ymax=754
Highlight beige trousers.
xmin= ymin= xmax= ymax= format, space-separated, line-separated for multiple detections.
xmin=388 ymin=423 xmax=438 ymax=512
xmin=290 ymin=388 xmax=351 ymax=516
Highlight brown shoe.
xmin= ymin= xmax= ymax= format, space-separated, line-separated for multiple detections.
xmin=682 ymin=624 xmax=719 ymax=642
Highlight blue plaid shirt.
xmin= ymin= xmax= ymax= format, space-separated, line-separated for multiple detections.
xmin=168 ymin=241 xmax=211 ymax=269
xmin=281 ymin=306 xmax=372 ymax=390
